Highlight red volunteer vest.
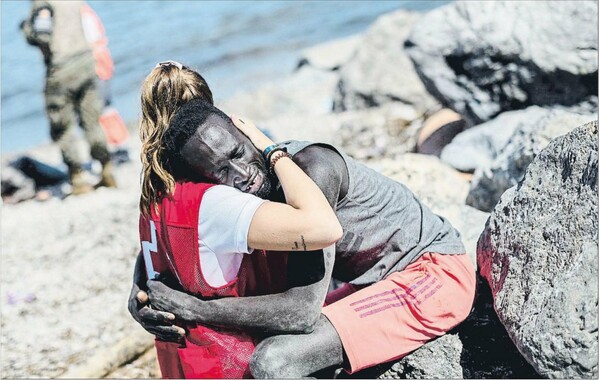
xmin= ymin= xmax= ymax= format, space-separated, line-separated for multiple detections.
xmin=81 ymin=3 xmax=114 ymax=81
xmin=139 ymin=182 xmax=287 ymax=379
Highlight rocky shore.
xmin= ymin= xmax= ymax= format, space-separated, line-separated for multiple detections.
xmin=1 ymin=1 xmax=597 ymax=378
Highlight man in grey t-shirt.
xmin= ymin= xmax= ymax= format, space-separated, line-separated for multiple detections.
xmin=129 ymin=101 xmax=476 ymax=377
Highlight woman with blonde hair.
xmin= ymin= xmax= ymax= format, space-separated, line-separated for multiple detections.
xmin=138 ymin=60 xmax=214 ymax=214
xmin=133 ymin=60 xmax=342 ymax=378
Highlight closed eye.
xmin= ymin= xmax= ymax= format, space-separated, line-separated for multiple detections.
xmin=232 ymin=146 xmax=245 ymax=159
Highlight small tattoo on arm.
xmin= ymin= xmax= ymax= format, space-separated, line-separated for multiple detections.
xmin=292 ymin=235 xmax=307 ymax=251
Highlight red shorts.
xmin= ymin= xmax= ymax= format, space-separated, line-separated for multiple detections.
xmin=322 ymin=252 xmax=475 ymax=373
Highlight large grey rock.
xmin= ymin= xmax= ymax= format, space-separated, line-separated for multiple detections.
xmin=378 ymin=334 xmax=464 ymax=379
xmin=477 ymin=121 xmax=599 ymax=378
xmin=297 ymin=35 xmax=361 ymax=71
xmin=336 ymin=104 xmax=422 ymax=161
xmin=333 ymin=10 xmax=437 ymax=113
xmin=467 ymin=111 xmax=596 ymax=211
xmin=405 ymin=1 xmax=598 ymax=126
xmin=264 ymin=102 xmax=423 ymax=161
xmin=373 ymin=154 xmax=469 ymax=218
xmin=441 ymin=106 xmax=551 ymax=172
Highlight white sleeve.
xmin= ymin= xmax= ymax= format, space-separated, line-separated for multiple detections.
xmin=199 ymin=185 xmax=266 ymax=255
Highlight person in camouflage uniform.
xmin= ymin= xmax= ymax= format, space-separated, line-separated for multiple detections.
xmin=20 ymin=0 xmax=116 ymax=194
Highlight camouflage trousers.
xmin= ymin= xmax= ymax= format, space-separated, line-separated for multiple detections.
xmin=45 ymin=53 xmax=110 ymax=171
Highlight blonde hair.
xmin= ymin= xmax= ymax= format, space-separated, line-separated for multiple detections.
xmin=139 ymin=63 xmax=213 ymax=215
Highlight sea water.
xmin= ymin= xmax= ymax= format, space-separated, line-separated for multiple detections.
xmin=1 ymin=0 xmax=446 ymax=153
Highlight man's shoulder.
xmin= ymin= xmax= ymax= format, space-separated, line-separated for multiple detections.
xmin=292 ymin=144 xmax=345 ymax=174
xmin=285 ymin=142 xmax=349 ymax=202
xmin=286 ymin=141 xmax=341 ymax=162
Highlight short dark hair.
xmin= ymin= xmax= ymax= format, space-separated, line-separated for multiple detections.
xmin=162 ymin=99 xmax=230 ymax=180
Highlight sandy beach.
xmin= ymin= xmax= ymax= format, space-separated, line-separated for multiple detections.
xmin=1 ymin=138 xmax=148 ymax=377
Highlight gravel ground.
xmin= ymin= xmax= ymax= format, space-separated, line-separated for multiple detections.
xmin=108 ymin=349 xmax=159 ymax=378
xmin=0 ymin=143 xmax=153 ymax=378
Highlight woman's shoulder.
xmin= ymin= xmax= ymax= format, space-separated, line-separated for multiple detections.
xmin=200 ymin=184 xmax=266 ymax=255
xmin=202 ymin=184 xmax=266 ymax=212
xmin=204 ymin=183 xmax=243 ymax=198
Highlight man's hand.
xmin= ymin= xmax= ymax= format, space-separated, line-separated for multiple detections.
xmin=128 ymin=281 xmax=185 ymax=342
xmin=146 ymin=280 xmax=201 ymax=323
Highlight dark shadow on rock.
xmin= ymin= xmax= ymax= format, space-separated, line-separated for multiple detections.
xmin=457 ymin=275 xmax=540 ymax=379
xmin=313 ymin=362 xmax=395 ymax=379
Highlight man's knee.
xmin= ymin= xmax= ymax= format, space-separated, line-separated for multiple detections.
xmin=446 ymin=255 xmax=477 ymax=327
xmin=250 ymin=340 xmax=283 ymax=379
xmin=250 ymin=339 xmax=299 ymax=379
xmin=457 ymin=257 xmax=477 ymax=321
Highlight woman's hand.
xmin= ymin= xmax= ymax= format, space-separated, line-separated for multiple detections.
xmin=230 ymin=115 xmax=274 ymax=152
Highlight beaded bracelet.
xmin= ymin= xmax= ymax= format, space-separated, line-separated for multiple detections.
xmin=266 ymin=147 xmax=286 ymax=162
xmin=269 ymin=151 xmax=292 ymax=172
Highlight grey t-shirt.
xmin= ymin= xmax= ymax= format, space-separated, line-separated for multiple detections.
xmin=281 ymin=141 xmax=465 ymax=286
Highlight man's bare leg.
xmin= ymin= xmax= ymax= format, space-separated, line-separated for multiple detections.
xmin=250 ymin=315 xmax=344 ymax=378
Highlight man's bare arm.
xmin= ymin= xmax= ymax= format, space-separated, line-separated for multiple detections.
xmin=147 ymin=146 xmax=348 ymax=334
xmin=147 ymin=246 xmax=334 ymax=334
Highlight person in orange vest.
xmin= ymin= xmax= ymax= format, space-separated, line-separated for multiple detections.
xmin=20 ymin=0 xmax=117 ymax=194
xmin=81 ymin=2 xmax=130 ymax=163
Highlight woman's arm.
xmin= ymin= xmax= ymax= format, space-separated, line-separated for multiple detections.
xmin=231 ymin=116 xmax=343 ymax=252
xmin=146 ymin=146 xmax=348 ymax=334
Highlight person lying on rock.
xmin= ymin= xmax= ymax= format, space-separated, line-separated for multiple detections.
xmin=128 ymin=61 xmax=476 ymax=378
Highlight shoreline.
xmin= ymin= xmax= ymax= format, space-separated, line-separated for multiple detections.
xmin=3 ymin=1 xmax=429 ymax=155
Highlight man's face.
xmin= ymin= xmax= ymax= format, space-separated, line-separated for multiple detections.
xmin=181 ymin=113 xmax=273 ymax=198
